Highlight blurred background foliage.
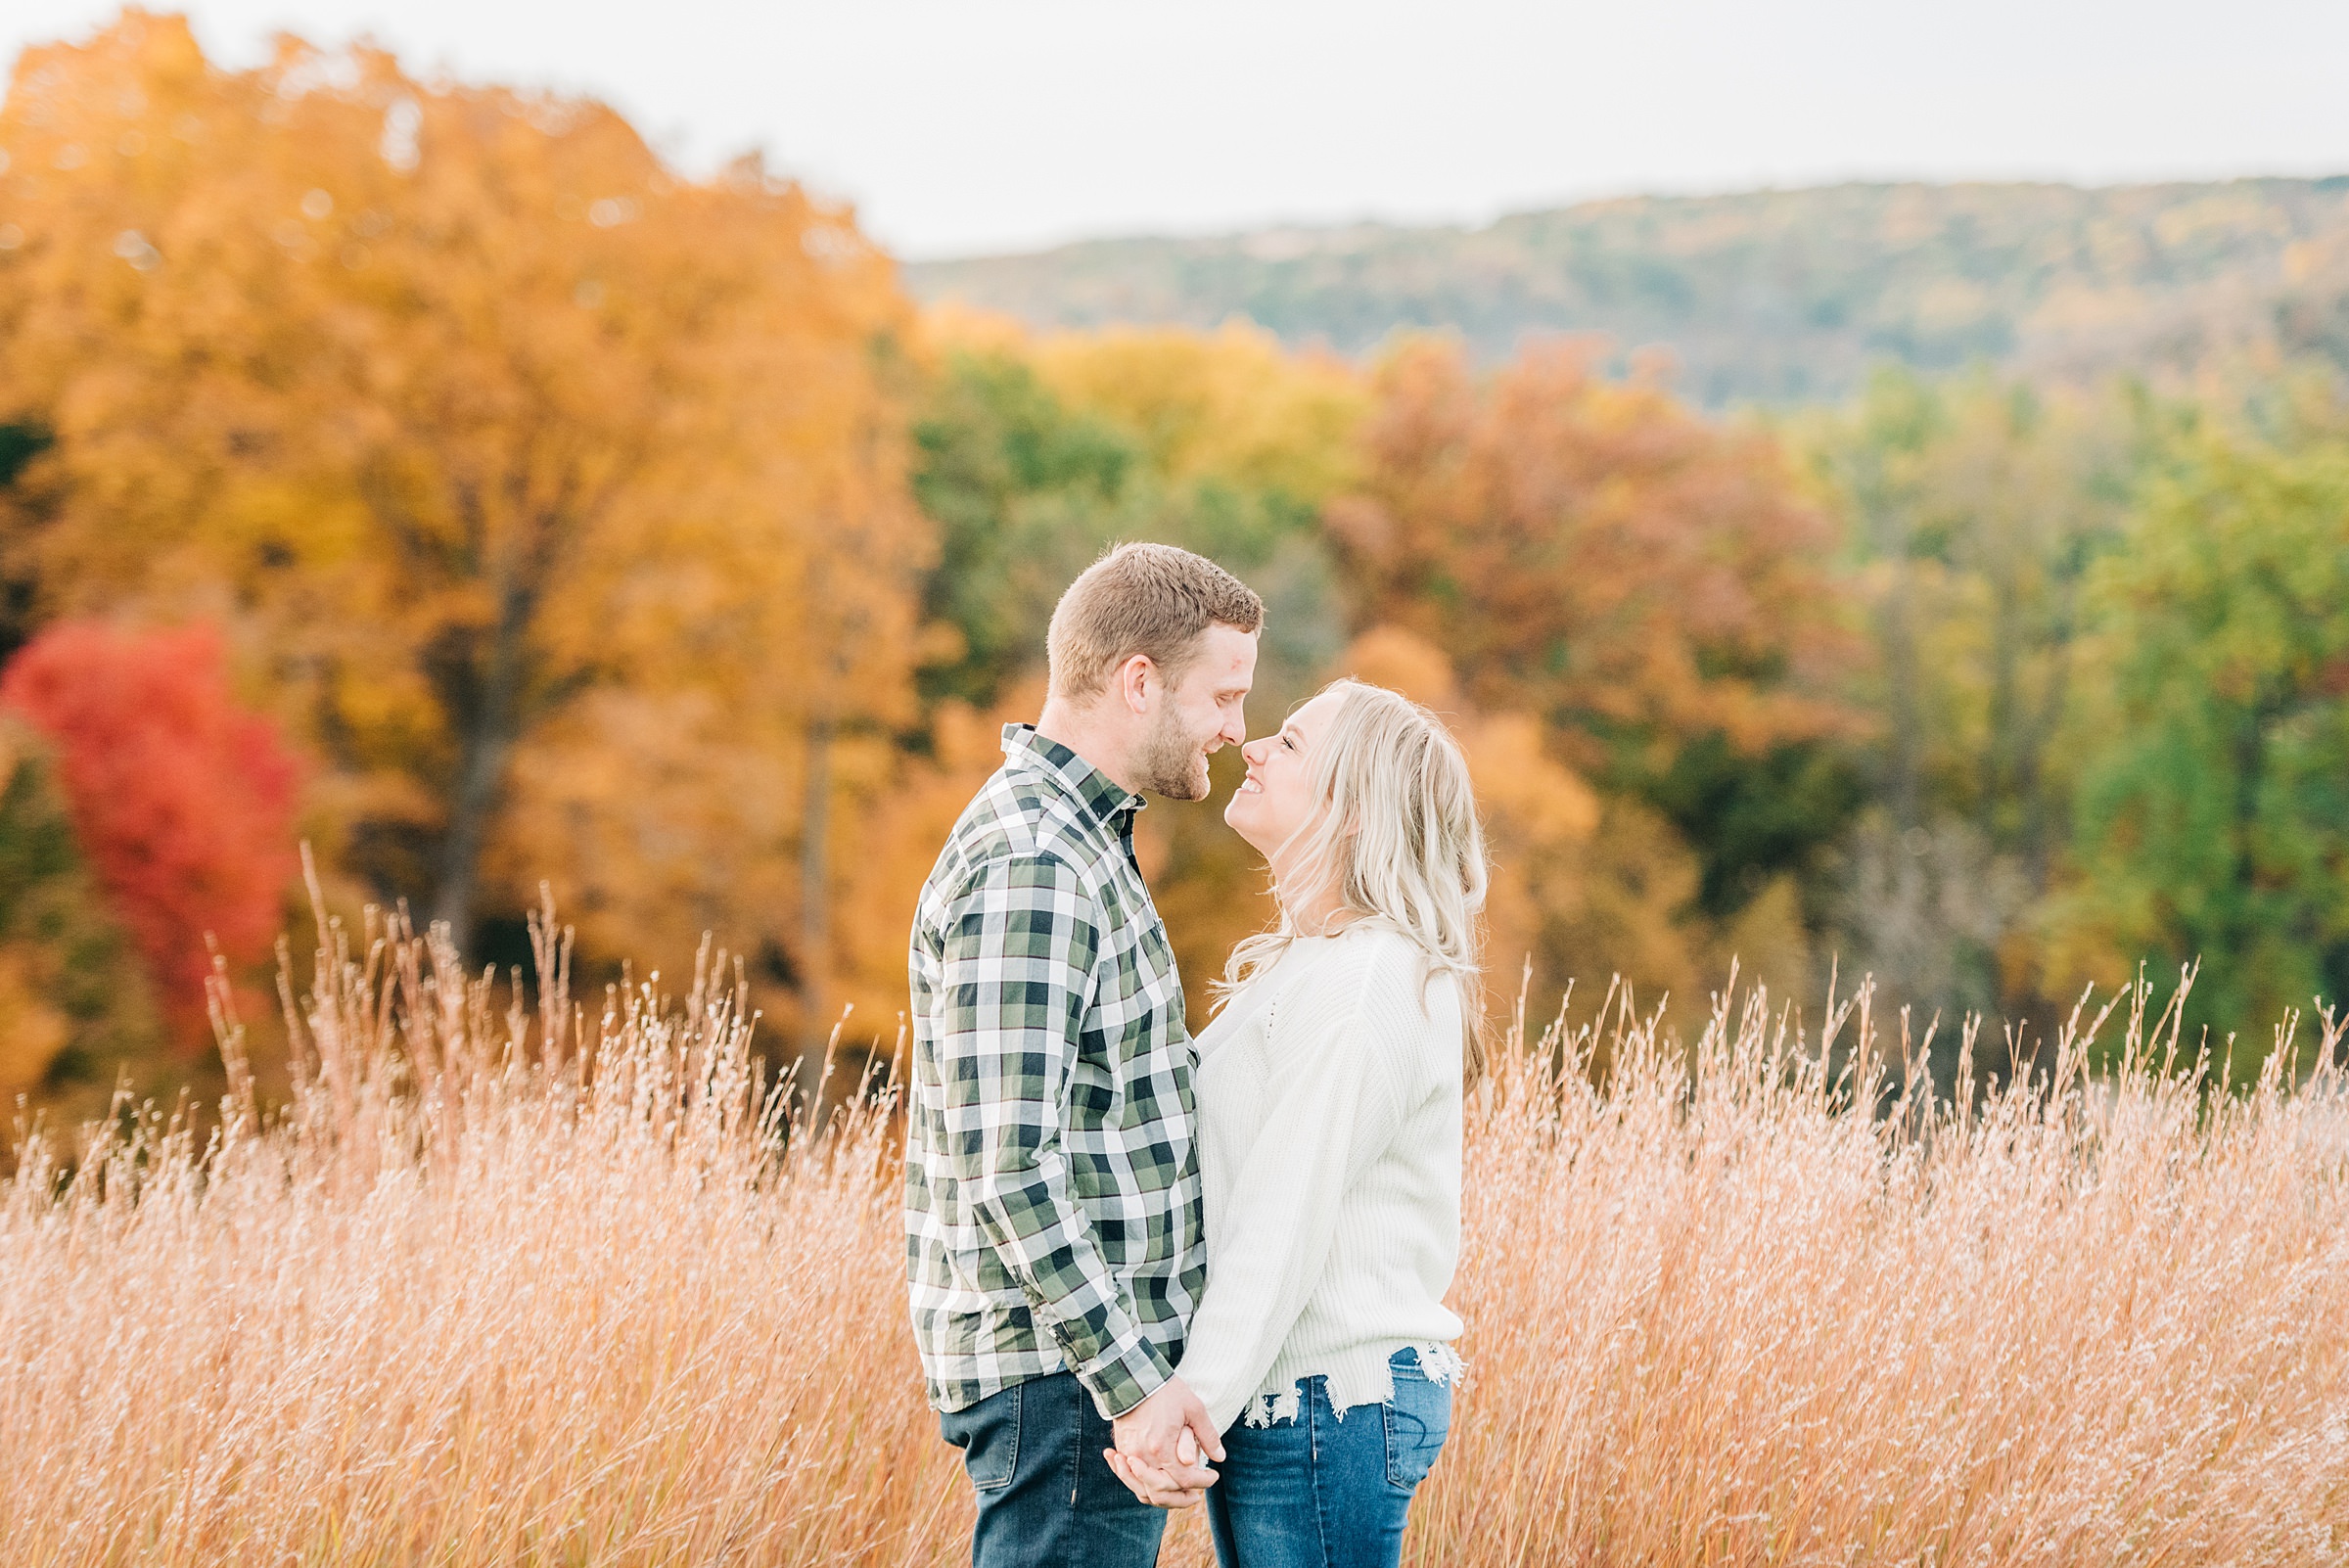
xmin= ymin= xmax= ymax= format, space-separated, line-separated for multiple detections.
xmin=4 ymin=13 xmax=2348 ymax=1116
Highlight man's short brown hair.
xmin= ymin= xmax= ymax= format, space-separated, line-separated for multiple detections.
xmin=1046 ymin=542 xmax=1265 ymax=703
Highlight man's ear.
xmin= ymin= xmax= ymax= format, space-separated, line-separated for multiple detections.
xmin=1117 ymin=654 xmax=1158 ymax=715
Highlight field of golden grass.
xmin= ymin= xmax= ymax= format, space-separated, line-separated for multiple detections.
xmin=6 ymin=894 xmax=2349 ymax=1566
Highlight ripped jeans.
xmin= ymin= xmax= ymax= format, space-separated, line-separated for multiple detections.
xmin=1204 ymin=1347 xmax=1452 ymax=1568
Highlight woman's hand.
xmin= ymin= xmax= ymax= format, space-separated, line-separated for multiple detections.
xmin=1103 ymin=1428 xmax=1216 ymax=1508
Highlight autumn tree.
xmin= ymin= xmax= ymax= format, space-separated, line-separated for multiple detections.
xmin=0 ymin=15 xmax=928 ymax=1040
xmin=1338 ymin=624 xmax=1720 ymax=1050
xmin=1330 ymin=338 xmax=1860 ymax=950
xmin=0 ymin=622 xmax=298 ymax=1054
xmin=1336 ymin=340 xmax=1849 ymax=743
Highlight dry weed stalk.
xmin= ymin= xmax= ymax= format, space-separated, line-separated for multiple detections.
xmin=5 ymin=902 xmax=2349 ymax=1565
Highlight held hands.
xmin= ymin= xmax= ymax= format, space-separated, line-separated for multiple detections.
xmin=1106 ymin=1427 xmax=1212 ymax=1510
xmin=1105 ymin=1375 xmax=1223 ymax=1509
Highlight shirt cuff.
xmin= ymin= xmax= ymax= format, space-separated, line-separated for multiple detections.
xmin=1067 ymin=1326 xmax=1176 ymax=1419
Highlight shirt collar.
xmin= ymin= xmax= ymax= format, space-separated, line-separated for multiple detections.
xmin=1001 ymin=723 xmax=1145 ymax=829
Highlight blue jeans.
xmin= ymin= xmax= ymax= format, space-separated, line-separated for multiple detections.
xmin=937 ymin=1371 xmax=1167 ymax=1568
xmin=1205 ymin=1348 xmax=1451 ymax=1568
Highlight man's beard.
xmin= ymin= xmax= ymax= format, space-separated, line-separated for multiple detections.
xmin=1131 ymin=705 xmax=1213 ymax=801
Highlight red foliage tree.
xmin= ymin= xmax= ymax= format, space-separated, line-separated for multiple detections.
xmin=1 ymin=623 xmax=300 ymax=1056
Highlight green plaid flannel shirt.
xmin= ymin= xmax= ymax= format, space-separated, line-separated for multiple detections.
xmin=904 ymin=723 xmax=1203 ymax=1419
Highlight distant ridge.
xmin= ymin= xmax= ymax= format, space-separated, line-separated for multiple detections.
xmin=905 ymin=178 xmax=2349 ymax=405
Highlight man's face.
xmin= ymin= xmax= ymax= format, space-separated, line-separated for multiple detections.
xmin=1130 ymin=623 xmax=1259 ymax=801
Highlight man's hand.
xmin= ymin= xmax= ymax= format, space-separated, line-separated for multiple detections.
xmin=1107 ymin=1376 xmax=1222 ymax=1506
xmin=1113 ymin=1375 xmax=1224 ymax=1469
xmin=1105 ymin=1429 xmax=1213 ymax=1508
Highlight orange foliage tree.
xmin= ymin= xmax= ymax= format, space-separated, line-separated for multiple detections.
xmin=1329 ymin=340 xmax=1862 ymax=1015
xmin=1338 ymin=624 xmax=1725 ymax=1037
xmin=1330 ymin=338 xmax=1852 ymax=759
xmin=0 ymin=15 xmax=928 ymax=1041
xmin=0 ymin=622 xmax=299 ymax=1053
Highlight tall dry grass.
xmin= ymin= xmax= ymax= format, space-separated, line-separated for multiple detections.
xmin=6 ymin=895 xmax=2349 ymax=1565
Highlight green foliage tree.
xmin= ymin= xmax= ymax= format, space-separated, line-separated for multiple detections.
xmin=2053 ymin=429 xmax=2349 ymax=1058
xmin=902 ymin=343 xmax=1349 ymax=1018
xmin=910 ymin=346 xmax=1347 ymax=715
xmin=0 ymin=715 xmax=160 ymax=1119
xmin=909 ymin=352 xmax=1139 ymax=710
xmin=0 ymin=421 xmax=53 ymax=666
xmin=1640 ymin=733 xmax=1866 ymax=923
xmin=1801 ymin=370 xmax=2141 ymax=1043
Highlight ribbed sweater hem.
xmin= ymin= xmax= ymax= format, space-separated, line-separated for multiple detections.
xmin=1235 ymin=1338 xmax=1467 ymax=1429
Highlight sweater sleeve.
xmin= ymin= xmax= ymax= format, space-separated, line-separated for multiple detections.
xmin=1174 ymin=943 xmax=1416 ymax=1433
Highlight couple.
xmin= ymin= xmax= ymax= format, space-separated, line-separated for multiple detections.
xmin=904 ymin=542 xmax=1486 ymax=1568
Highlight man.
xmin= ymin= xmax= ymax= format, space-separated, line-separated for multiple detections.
xmin=906 ymin=542 xmax=1261 ymax=1567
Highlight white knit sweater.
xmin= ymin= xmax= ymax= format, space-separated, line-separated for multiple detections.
xmin=1175 ymin=923 xmax=1466 ymax=1434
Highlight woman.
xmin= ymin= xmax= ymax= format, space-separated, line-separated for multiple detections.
xmin=1108 ymin=677 xmax=1487 ymax=1568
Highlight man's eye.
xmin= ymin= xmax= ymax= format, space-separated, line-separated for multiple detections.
xmin=1280 ymin=735 xmax=1297 ymax=751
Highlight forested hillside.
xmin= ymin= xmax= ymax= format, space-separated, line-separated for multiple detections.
xmin=907 ymin=179 xmax=2349 ymax=404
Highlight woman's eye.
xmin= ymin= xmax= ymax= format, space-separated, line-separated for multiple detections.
xmin=1280 ymin=735 xmax=1297 ymax=752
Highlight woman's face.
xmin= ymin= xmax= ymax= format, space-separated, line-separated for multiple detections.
xmin=1224 ymin=688 xmax=1346 ymax=859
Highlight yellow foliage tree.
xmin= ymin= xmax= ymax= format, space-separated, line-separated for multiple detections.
xmin=1029 ymin=321 xmax=1368 ymax=504
xmin=0 ymin=14 xmax=929 ymax=1042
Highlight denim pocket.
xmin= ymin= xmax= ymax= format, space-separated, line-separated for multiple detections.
xmin=939 ymin=1381 xmax=1022 ymax=1492
xmin=1382 ymin=1354 xmax=1451 ymax=1492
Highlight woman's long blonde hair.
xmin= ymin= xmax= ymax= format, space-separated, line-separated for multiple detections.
xmin=1217 ymin=678 xmax=1491 ymax=1078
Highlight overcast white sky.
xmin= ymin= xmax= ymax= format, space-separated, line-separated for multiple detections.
xmin=5 ymin=1 xmax=2345 ymax=259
